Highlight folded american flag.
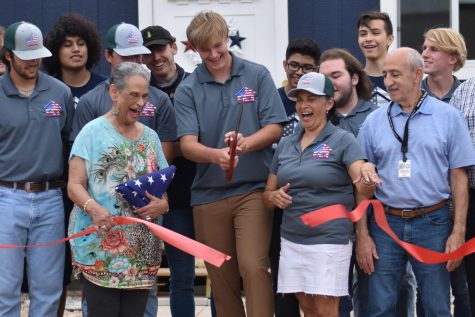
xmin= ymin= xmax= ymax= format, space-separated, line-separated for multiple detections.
xmin=115 ymin=165 xmax=176 ymax=209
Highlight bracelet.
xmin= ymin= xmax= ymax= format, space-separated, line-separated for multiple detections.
xmin=83 ymin=198 xmax=94 ymax=213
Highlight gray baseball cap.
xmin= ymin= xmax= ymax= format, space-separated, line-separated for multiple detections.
xmin=3 ymin=21 xmax=52 ymax=60
xmin=106 ymin=22 xmax=151 ymax=56
xmin=288 ymin=72 xmax=334 ymax=100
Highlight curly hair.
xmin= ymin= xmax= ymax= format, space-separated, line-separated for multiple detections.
xmin=43 ymin=13 xmax=101 ymax=76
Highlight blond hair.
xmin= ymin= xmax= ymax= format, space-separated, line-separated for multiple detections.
xmin=186 ymin=11 xmax=228 ymax=49
xmin=424 ymin=28 xmax=467 ymax=71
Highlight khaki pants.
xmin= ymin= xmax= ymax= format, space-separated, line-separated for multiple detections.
xmin=194 ymin=190 xmax=274 ymax=317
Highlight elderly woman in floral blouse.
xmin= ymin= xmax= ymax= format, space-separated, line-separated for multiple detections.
xmin=68 ymin=62 xmax=169 ymax=317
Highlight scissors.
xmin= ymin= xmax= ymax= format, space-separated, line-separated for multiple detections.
xmin=226 ymin=103 xmax=244 ymax=181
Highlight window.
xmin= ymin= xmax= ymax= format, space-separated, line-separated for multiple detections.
xmin=460 ymin=0 xmax=475 ymax=59
xmin=381 ymin=0 xmax=475 ymax=79
xmin=400 ymin=0 xmax=450 ymax=50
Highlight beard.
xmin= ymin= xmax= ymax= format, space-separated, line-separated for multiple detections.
xmin=334 ymin=89 xmax=353 ymax=109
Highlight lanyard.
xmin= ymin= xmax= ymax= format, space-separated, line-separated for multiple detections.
xmin=387 ymin=91 xmax=427 ymax=162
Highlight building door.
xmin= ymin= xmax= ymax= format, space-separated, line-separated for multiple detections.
xmin=138 ymin=0 xmax=289 ymax=85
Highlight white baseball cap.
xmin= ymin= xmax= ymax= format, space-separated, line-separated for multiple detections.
xmin=3 ymin=21 xmax=52 ymax=60
xmin=106 ymin=22 xmax=151 ymax=56
xmin=288 ymin=72 xmax=334 ymax=100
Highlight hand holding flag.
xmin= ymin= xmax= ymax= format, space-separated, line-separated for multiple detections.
xmin=115 ymin=165 xmax=176 ymax=209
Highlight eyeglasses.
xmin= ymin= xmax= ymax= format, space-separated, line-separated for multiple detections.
xmin=286 ymin=61 xmax=316 ymax=73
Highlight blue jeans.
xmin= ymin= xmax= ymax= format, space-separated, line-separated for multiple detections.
xmin=466 ymin=189 xmax=475 ymax=314
xmin=366 ymin=206 xmax=452 ymax=317
xmin=163 ymin=208 xmax=197 ymax=316
xmin=354 ymin=260 xmax=416 ymax=317
xmin=416 ymin=263 xmax=472 ymax=317
xmin=0 ymin=187 xmax=65 ymax=317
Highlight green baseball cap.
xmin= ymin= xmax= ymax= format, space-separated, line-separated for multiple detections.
xmin=3 ymin=21 xmax=51 ymax=60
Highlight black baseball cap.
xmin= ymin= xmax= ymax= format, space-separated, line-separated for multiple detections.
xmin=141 ymin=26 xmax=175 ymax=47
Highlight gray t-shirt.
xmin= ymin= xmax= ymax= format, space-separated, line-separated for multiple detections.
xmin=0 ymin=71 xmax=74 ymax=181
xmin=71 ymin=79 xmax=176 ymax=142
xmin=175 ymin=54 xmax=288 ymax=206
xmin=270 ymin=123 xmax=366 ymax=245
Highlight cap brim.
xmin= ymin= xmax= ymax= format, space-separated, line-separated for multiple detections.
xmin=13 ymin=47 xmax=52 ymax=60
xmin=143 ymin=39 xmax=170 ymax=47
xmin=287 ymin=87 xmax=326 ymax=100
xmin=113 ymin=46 xmax=151 ymax=56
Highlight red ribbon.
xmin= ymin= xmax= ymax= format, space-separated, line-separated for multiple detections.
xmin=301 ymin=199 xmax=475 ymax=264
xmin=0 ymin=216 xmax=231 ymax=268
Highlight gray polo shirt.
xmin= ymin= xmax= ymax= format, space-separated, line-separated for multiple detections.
xmin=0 ymin=71 xmax=74 ymax=181
xmin=70 ymin=79 xmax=176 ymax=142
xmin=175 ymin=53 xmax=287 ymax=206
xmin=422 ymin=76 xmax=460 ymax=103
xmin=271 ymin=123 xmax=366 ymax=245
xmin=336 ymin=98 xmax=377 ymax=137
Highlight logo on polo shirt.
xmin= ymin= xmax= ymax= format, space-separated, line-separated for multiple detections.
xmin=43 ymin=101 xmax=62 ymax=117
xmin=312 ymin=143 xmax=332 ymax=159
xmin=235 ymin=86 xmax=256 ymax=104
xmin=140 ymin=102 xmax=157 ymax=117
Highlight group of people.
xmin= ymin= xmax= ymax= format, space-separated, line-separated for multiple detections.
xmin=0 ymin=8 xmax=474 ymax=317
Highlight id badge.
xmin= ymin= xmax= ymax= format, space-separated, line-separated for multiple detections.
xmin=398 ymin=160 xmax=411 ymax=178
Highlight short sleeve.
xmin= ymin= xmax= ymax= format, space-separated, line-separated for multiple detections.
xmin=256 ymin=68 xmax=288 ymax=127
xmin=447 ymin=109 xmax=475 ymax=169
xmin=340 ymin=132 xmax=367 ymax=168
xmin=357 ymin=117 xmax=376 ymax=163
xmin=70 ymin=123 xmax=94 ymax=175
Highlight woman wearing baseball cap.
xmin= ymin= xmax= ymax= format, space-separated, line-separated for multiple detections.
xmin=263 ymin=72 xmax=375 ymax=316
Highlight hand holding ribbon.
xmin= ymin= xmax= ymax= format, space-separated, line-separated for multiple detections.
xmin=0 ymin=216 xmax=231 ymax=268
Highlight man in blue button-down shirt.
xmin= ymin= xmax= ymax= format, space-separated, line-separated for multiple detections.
xmin=356 ymin=47 xmax=475 ymax=317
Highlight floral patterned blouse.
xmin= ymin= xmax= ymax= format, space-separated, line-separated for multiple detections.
xmin=68 ymin=116 xmax=168 ymax=289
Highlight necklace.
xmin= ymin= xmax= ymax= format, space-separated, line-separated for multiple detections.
xmin=18 ymin=88 xmax=34 ymax=97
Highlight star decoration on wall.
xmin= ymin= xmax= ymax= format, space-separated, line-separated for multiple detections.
xmin=226 ymin=18 xmax=246 ymax=57
xmin=181 ymin=40 xmax=196 ymax=52
xmin=229 ymin=31 xmax=246 ymax=49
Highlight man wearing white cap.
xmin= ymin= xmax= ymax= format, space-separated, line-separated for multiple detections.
xmin=71 ymin=22 xmax=176 ymax=162
xmin=0 ymin=21 xmax=74 ymax=317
